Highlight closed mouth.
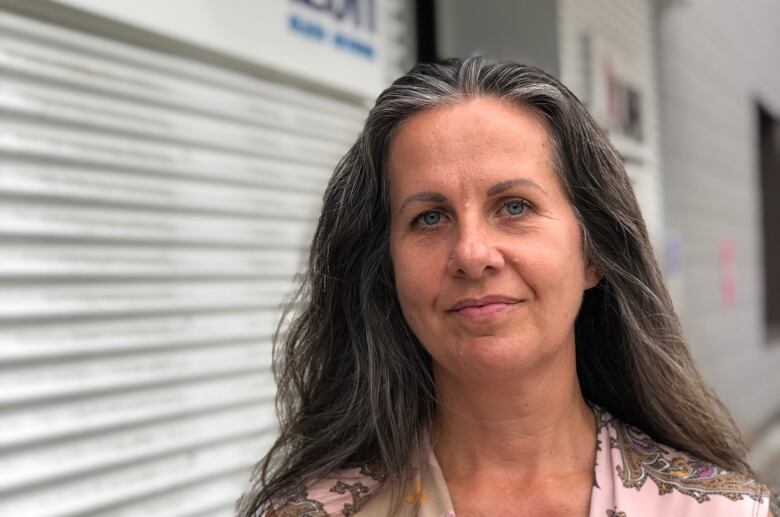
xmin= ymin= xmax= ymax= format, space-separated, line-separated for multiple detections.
xmin=448 ymin=295 xmax=522 ymax=312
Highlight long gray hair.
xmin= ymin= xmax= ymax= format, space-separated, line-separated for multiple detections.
xmin=236 ymin=56 xmax=751 ymax=515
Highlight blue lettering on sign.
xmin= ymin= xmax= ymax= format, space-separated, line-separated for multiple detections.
xmin=287 ymin=14 xmax=375 ymax=59
xmin=289 ymin=14 xmax=325 ymax=40
xmin=292 ymin=0 xmax=375 ymax=32
xmin=333 ymin=32 xmax=374 ymax=58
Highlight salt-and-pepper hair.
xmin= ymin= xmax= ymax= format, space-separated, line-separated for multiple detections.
xmin=236 ymin=56 xmax=751 ymax=516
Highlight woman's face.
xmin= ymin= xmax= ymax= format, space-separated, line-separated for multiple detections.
xmin=388 ymin=97 xmax=600 ymax=382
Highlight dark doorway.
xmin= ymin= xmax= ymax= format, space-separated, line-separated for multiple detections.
xmin=758 ymin=102 xmax=780 ymax=342
xmin=416 ymin=0 xmax=438 ymax=63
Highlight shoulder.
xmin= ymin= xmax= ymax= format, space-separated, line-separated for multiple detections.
xmin=594 ymin=406 xmax=774 ymax=515
xmin=269 ymin=465 xmax=386 ymax=517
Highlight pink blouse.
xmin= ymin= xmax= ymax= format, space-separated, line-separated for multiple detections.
xmin=271 ymin=406 xmax=778 ymax=516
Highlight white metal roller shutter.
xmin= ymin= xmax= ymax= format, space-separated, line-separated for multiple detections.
xmin=0 ymin=9 xmax=368 ymax=517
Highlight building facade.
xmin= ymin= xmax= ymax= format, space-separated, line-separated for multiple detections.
xmin=1 ymin=1 xmax=778 ymax=515
xmin=659 ymin=0 xmax=780 ymax=486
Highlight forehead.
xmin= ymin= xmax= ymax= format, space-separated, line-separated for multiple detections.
xmin=387 ymin=97 xmax=557 ymax=198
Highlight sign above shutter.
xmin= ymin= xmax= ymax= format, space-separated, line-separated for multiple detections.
xmin=52 ymin=0 xmax=390 ymax=98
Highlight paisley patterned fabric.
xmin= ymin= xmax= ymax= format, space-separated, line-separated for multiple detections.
xmin=270 ymin=405 xmax=778 ymax=516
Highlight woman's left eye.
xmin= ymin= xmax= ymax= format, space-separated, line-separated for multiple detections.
xmin=503 ymin=199 xmax=529 ymax=216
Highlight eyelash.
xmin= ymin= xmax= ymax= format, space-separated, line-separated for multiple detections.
xmin=410 ymin=198 xmax=535 ymax=231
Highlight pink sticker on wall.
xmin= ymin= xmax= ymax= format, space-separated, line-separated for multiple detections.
xmin=719 ymin=239 xmax=736 ymax=306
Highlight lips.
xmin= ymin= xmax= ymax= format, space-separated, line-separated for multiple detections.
xmin=448 ymin=295 xmax=522 ymax=312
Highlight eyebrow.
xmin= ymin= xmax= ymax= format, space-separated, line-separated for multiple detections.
xmin=487 ymin=178 xmax=548 ymax=197
xmin=398 ymin=177 xmax=548 ymax=214
xmin=398 ymin=191 xmax=447 ymax=214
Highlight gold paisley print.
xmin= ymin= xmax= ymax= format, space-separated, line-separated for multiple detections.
xmin=609 ymin=415 xmax=765 ymax=503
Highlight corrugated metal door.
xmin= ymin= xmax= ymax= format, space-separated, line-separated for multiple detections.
xmin=0 ymin=9 xmax=370 ymax=517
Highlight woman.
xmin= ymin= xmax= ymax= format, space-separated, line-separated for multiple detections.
xmin=237 ymin=57 xmax=778 ymax=516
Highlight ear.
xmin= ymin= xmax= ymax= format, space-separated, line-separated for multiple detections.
xmin=583 ymin=264 xmax=603 ymax=290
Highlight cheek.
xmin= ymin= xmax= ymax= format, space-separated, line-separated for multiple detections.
xmin=393 ymin=253 xmax=427 ymax=315
xmin=507 ymin=233 xmax=588 ymax=294
xmin=390 ymin=238 xmax=440 ymax=326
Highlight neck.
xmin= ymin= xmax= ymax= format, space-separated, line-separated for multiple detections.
xmin=430 ymin=347 xmax=596 ymax=483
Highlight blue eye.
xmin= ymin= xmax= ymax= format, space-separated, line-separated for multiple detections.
xmin=421 ymin=211 xmax=441 ymax=225
xmin=505 ymin=200 xmax=527 ymax=215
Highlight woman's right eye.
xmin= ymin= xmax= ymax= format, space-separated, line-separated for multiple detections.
xmin=421 ymin=211 xmax=441 ymax=225
xmin=412 ymin=210 xmax=442 ymax=229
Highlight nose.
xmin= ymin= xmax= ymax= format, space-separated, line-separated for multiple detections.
xmin=447 ymin=218 xmax=505 ymax=279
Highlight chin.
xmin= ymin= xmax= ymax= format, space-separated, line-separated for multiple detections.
xmin=450 ymin=336 xmax=539 ymax=368
xmin=440 ymin=333 xmax=567 ymax=375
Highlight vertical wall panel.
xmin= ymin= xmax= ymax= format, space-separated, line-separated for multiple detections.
xmin=558 ymin=0 xmax=663 ymax=253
